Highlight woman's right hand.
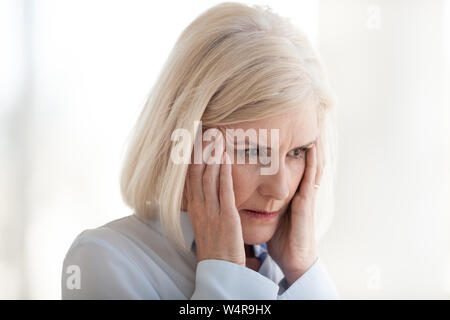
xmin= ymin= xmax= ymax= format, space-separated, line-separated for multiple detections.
xmin=184 ymin=133 xmax=246 ymax=267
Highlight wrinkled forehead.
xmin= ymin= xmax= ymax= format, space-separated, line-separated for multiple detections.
xmin=219 ymin=107 xmax=318 ymax=149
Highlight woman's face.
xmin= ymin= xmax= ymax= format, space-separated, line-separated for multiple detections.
xmin=215 ymin=105 xmax=319 ymax=245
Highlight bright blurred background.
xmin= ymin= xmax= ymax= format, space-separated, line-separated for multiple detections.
xmin=1 ymin=0 xmax=449 ymax=299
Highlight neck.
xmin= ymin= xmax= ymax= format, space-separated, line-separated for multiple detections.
xmin=245 ymin=244 xmax=254 ymax=258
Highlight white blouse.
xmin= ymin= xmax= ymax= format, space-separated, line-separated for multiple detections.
xmin=61 ymin=210 xmax=340 ymax=299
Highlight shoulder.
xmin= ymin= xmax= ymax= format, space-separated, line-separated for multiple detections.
xmin=61 ymin=214 xmax=162 ymax=299
xmin=63 ymin=215 xmax=141 ymax=261
xmin=64 ymin=213 xmax=167 ymax=260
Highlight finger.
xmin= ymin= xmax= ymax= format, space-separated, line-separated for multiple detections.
xmin=219 ymin=151 xmax=236 ymax=214
xmin=188 ymin=141 xmax=208 ymax=203
xmin=202 ymin=135 xmax=223 ymax=209
xmin=315 ymin=134 xmax=325 ymax=186
xmin=299 ymin=144 xmax=317 ymax=197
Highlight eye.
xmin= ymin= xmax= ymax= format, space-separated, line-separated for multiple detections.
xmin=288 ymin=147 xmax=307 ymax=159
xmin=236 ymin=148 xmax=266 ymax=166
xmin=244 ymin=148 xmax=258 ymax=157
xmin=243 ymin=148 xmax=260 ymax=164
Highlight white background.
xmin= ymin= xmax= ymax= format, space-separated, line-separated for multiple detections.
xmin=1 ymin=0 xmax=449 ymax=299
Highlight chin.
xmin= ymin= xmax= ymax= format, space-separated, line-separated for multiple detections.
xmin=241 ymin=222 xmax=277 ymax=245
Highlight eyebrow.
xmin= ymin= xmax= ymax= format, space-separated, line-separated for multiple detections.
xmin=233 ymin=138 xmax=317 ymax=150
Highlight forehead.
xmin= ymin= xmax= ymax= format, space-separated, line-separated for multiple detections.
xmin=222 ymin=106 xmax=318 ymax=148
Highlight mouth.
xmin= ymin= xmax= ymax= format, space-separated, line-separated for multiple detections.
xmin=240 ymin=209 xmax=280 ymax=220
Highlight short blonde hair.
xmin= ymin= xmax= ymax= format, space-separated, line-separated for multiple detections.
xmin=120 ymin=2 xmax=337 ymax=253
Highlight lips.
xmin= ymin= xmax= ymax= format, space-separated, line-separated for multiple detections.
xmin=246 ymin=209 xmax=279 ymax=215
xmin=240 ymin=209 xmax=280 ymax=220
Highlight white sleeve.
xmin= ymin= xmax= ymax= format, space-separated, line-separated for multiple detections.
xmin=191 ymin=259 xmax=280 ymax=299
xmin=277 ymin=257 xmax=340 ymax=300
xmin=190 ymin=257 xmax=340 ymax=300
xmin=61 ymin=237 xmax=160 ymax=299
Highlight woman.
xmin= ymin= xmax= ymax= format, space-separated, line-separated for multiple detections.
xmin=62 ymin=2 xmax=339 ymax=299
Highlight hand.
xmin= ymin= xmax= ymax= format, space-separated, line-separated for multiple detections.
xmin=184 ymin=132 xmax=246 ymax=267
xmin=267 ymin=134 xmax=325 ymax=285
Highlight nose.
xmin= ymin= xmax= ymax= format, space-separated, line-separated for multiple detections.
xmin=257 ymin=162 xmax=290 ymax=201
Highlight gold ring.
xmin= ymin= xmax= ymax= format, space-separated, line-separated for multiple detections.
xmin=313 ymin=184 xmax=320 ymax=189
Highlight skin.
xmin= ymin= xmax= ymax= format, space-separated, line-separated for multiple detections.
xmin=182 ymin=105 xmax=326 ymax=286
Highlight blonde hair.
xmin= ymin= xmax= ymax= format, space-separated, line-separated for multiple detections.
xmin=120 ymin=2 xmax=338 ymax=253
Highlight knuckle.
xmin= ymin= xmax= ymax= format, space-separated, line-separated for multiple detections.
xmin=206 ymin=204 xmax=220 ymax=215
xmin=202 ymin=172 xmax=215 ymax=186
xmin=189 ymin=201 xmax=205 ymax=215
xmin=190 ymin=163 xmax=203 ymax=175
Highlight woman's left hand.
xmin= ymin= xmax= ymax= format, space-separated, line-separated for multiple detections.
xmin=267 ymin=134 xmax=325 ymax=286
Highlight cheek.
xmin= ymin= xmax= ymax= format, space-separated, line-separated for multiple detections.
xmin=231 ymin=165 xmax=257 ymax=206
xmin=229 ymin=160 xmax=307 ymax=204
